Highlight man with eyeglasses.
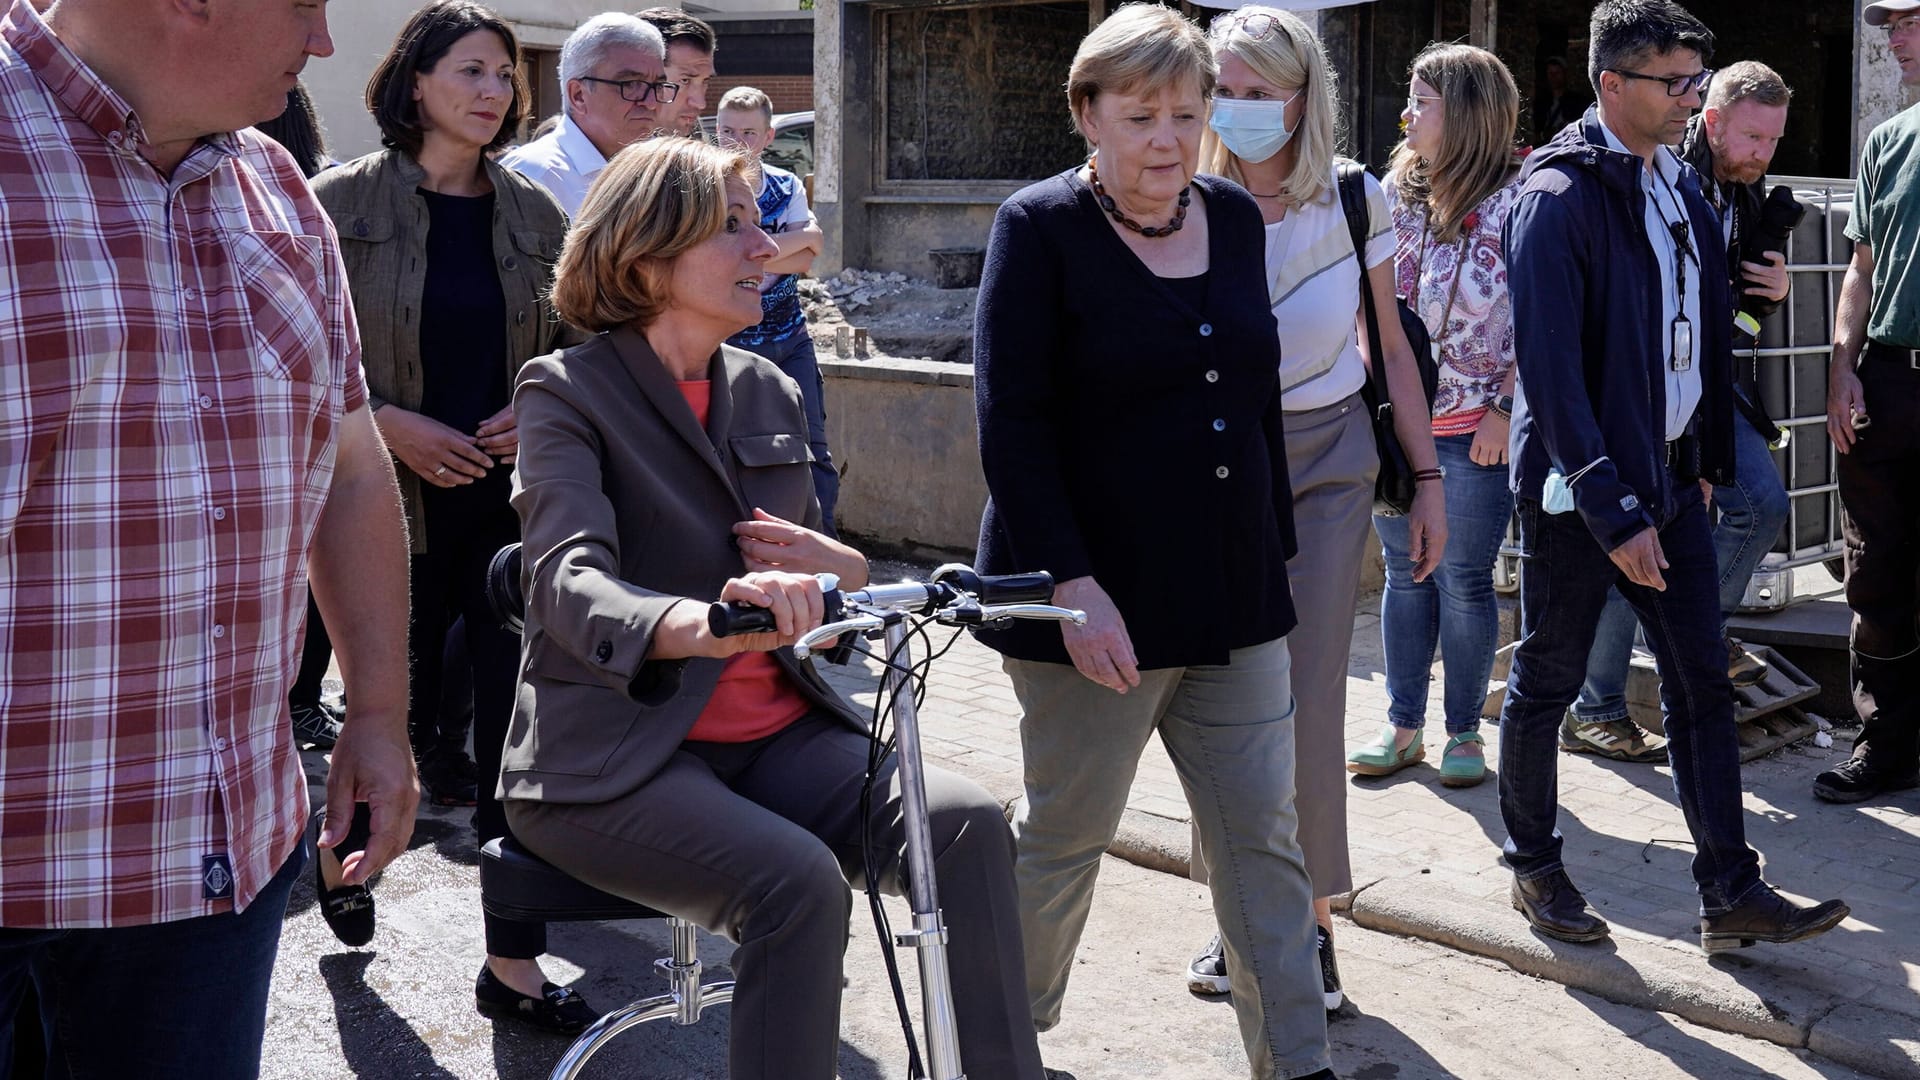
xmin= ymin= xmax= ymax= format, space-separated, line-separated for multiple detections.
xmin=1818 ymin=0 xmax=1920 ymax=803
xmin=1498 ymin=0 xmax=1848 ymax=952
xmin=501 ymin=13 xmax=671 ymax=215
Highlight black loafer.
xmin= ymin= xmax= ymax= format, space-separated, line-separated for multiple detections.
xmin=314 ymin=847 xmax=375 ymax=947
xmin=1812 ymin=755 xmax=1919 ymax=804
xmin=1700 ymin=884 xmax=1849 ymax=953
xmin=1511 ymin=869 xmax=1611 ymax=943
xmin=475 ymin=963 xmax=601 ymax=1035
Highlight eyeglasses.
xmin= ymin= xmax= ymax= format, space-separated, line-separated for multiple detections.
xmin=1215 ymin=11 xmax=1282 ymax=41
xmin=1605 ymin=67 xmax=1714 ymax=97
xmin=577 ymin=76 xmax=680 ymax=104
xmin=1405 ymin=93 xmax=1442 ymax=116
xmin=1885 ymin=14 xmax=1920 ymax=35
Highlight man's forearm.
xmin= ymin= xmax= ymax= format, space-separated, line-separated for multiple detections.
xmin=1832 ymin=246 xmax=1876 ymax=372
xmin=309 ymin=406 xmax=411 ymax=725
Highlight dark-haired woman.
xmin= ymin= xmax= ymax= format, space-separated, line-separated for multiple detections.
xmin=313 ymin=0 xmax=589 ymax=1032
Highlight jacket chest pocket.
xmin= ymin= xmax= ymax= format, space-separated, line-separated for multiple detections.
xmin=729 ymin=432 xmax=815 ymax=521
xmin=507 ymin=228 xmax=564 ymax=350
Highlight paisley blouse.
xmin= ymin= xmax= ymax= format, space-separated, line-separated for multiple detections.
xmin=1389 ymin=178 xmax=1524 ymax=436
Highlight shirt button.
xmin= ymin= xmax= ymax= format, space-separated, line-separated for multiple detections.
xmin=182 ymin=287 xmax=198 ymax=302
xmin=1215 ymin=466 xmax=1230 ymax=479
xmin=213 ymin=737 xmax=229 ymax=752
xmin=1198 ymin=323 xmax=1213 ymax=337
xmin=1212 ymin=419 xmax=1226 ymax=432
xmin=197 ymin=395 xmax=213 ymax=409
xmin=1205 ymin=370 xmax=1220 ymax=383
xmin=211 ymin=507 xmax=226 ymax=521
xmin=107 ymin=131 xmax=123 ymax=146
xmin=212 ymin=624 xmax=225 ymax=639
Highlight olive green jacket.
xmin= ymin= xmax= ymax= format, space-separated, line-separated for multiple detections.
xmin=312 ymin=149 xmax=573 ymax=553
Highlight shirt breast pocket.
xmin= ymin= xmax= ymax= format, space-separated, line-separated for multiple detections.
xmin=729 ymin=432 xmax=815 ymax=521
xmin=228 ymin=229 xmax=330 ymax=384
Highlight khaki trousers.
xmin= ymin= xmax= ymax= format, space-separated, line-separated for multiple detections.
xmin=1006 ymin=638 xmax=1331 ymax=1080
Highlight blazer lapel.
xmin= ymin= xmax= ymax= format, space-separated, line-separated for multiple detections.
xmin=607 ymin=326 xmax=735 ymax=495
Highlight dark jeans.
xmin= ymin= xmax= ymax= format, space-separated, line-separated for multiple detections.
xmin=1838 ymin=342 xmax=1920 ymax=765
xmin=743 ymin=332 xmax=838 ymax=535
xmin=0 ymin=843 xmax=303 ymax=1080
xmin=1498 ymin=485 xmax=1762 ymax=913
xmin=409 ymin=480 xmax=542 ymax=959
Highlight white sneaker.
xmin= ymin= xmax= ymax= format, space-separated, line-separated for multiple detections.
xmin=1185 ymin=932 xmax=1230 ymax=995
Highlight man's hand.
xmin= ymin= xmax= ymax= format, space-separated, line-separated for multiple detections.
xmin=1054 ymin=576 xmax=1141 ymax=694
xmin=1828 ymin=365 xmax=1868 ymax=454
xmin=319 ymin=710 xmax=418 ymax=885
xmin=1608 ymin=526 xmax=1669 ymax=591
xmin=1740 ymin=251 xmax=1790 ymax=304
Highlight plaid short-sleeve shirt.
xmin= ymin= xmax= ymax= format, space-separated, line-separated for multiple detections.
xmin=0 ymin=0 xmax=366 ymax=928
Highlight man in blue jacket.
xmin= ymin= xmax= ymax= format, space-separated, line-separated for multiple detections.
xmin=1498 ymin=0 xmax=1848 ymax=953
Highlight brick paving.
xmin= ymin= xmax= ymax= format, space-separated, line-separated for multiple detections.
xmin=816 ymin=590 xmax=1920 ymax=1037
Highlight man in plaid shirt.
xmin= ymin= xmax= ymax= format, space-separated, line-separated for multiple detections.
xmin=0 ymin=0 xmax=415 ymax=1074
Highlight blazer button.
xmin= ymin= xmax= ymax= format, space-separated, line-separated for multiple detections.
xmin=503 ymin=255 xmax=519 ymax=271
xmin=594 ymin=640 xmax=613 ymax=663
xmin=516 ymin=311 xmax=527 ymax=326
xmin=1198 ymin=323 xmax=1213 ymax=337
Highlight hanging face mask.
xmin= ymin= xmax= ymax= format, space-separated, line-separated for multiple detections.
xmin=1208 ymin=93 xmax=1301 ymax=165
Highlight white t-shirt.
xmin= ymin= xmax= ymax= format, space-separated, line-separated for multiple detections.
xmin=1266 ymin=161 xmax=1396 ymax=412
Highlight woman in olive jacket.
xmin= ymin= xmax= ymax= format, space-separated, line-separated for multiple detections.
xmin=312 ymin=1 xmax=588 ymax=1034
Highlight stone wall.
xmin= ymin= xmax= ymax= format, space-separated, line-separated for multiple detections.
xmin=822 ymin=358 xmax=986 ymax=556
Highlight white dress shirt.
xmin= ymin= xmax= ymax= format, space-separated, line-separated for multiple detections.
xmin=499 ymin=113 xmax=607 ymax=217
xmin=1597 ymin=120 xmax=1703 ymax=443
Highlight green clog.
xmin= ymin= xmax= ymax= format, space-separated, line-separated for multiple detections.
xmin=1347 ymin=726 xmax=1424 ymax=776
xmin=1439 ymin=731 xmax=1488 ymax=788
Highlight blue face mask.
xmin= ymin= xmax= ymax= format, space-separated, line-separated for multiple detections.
xmin=1208 ymin=93 xmax=1300 ymax=164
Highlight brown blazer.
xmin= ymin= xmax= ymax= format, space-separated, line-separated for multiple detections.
xmin=501 ymin=327 xmax=866 ymax=806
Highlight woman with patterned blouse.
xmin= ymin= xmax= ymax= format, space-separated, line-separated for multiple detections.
xmin=1349 ymin=43 xmax=1524 ymax=789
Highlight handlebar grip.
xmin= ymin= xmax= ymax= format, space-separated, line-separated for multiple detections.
xmin=708 ymin=601 xmax=777 ymax=638
xmin=972 ymin=571 xmax=1056 ymax=604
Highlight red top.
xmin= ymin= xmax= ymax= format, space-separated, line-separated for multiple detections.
xmin=674 ymin=379 xmax=813 ymax=743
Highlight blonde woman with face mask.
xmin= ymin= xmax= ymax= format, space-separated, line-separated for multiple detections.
xmin=1185 ymin=5 xmax=1446 ymax=1017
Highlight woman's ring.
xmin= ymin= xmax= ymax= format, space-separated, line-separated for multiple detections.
xmin=433 ymin=465 xmax=448 ymax=476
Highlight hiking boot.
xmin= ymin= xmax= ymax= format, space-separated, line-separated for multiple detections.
xmin=1725 ymin=635 xmax=1769 ymax=687
xmin=289 ymin=701 xmax=341 ymax=751
xmin=1559 ymin=715 xmax=1666 ymax=764
xmin=1812 ymin=754 xmax=1920 ymax=804
xmin=1185 ymin=933 xmax=1229 ymax=995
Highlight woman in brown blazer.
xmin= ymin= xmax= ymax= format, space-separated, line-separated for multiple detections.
xmin=501 ymin=139 xmax=1047 ymax=1080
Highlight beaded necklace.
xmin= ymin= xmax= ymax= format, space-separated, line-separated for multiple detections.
xmin=1088 ymin=158 xmax=1191 ymax=238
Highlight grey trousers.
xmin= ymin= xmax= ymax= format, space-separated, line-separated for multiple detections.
xmin=1006 ymin=638 xmax=1331 ymax=1080
xmin=506 ymin=712 xmax=1045 ymax=1080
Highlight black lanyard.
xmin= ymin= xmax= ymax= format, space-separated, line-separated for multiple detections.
xmin=1652 ymin=166 xmax=1698 ymax=372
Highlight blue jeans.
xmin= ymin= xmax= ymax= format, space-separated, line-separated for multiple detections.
xmin=732 ymin=331 xmax=840 ymax=535
xmin=1376 ymin=432 xmax=1515 ymax=734
xmin=1573 ymin=419 xmax=1790 ymax=723
xmin=1498 ymin=487 xmax=1763 ymax=913
xmin=0 ymin=841 xmax=303 ymax=1078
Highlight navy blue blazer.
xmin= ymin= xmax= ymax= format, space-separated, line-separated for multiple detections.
xmin=972 ymin=169 xmax=1298 ymax=670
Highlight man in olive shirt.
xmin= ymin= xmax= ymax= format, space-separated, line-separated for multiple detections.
xmin=1820 ymin=0 xmax=1920 ymax=802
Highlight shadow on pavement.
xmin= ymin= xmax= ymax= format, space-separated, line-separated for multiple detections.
xmin=319 ymin=951 xmax=460 ymax=1079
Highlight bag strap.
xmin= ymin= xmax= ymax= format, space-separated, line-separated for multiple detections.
xmin=1336 ymin=162 xmax=1387 ymax=399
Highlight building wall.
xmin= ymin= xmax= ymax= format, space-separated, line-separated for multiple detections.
xmin=710 ymin=73 xmax=815 ymax=114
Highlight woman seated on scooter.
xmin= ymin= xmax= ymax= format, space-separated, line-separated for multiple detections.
xmin=500 ymin=138 xmax=1048 ymax=1080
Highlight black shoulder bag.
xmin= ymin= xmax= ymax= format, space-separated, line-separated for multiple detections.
xmin=1336 ymin=162 xmax=1439 ymax=515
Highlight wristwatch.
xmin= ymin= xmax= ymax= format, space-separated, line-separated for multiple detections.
xmin=1490 ymin=394 xmax=1514 ymax=421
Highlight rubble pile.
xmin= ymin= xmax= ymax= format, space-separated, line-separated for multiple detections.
xmin=799 ymin=268 xmax=911 ymax=313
